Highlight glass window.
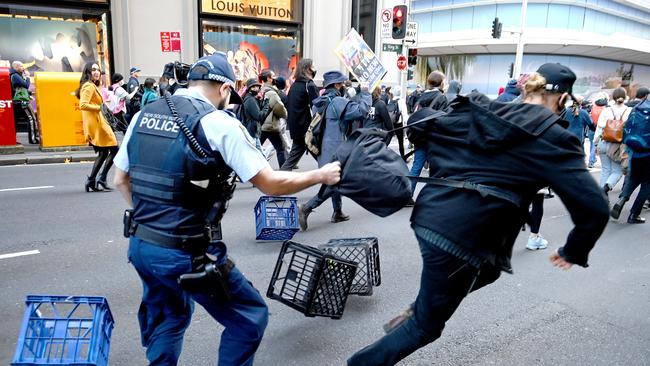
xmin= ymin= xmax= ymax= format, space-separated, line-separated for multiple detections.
xmin=202 ymin=20 xmax=300 ymax=82
xmin=352 ymin=0 xmax=376 ymax=51
xmin=411 ymin=0 xmax=433 ymax=11
xmin=413 ymin=12 xmax=433 ymax=34
xmin=431 ymin=10 xmax=452 ymax=32
xmin=583 ymin=8 xmax=597 ymax=33
xmin=568 ymin=6 xmax=585 ymax=30
xmin=547 ymin=5 xmax=571 ymax=29
xmin=472 ymin=5 xmax=496 ymax=29
xmin=0 ymin=4 xmax=110 ymax=75
xmin=495 ymin=4 xmax=521 ymax=27
xmin=451 ymin=7 xmax=473 ymax=31
xmin=432 ymin=0 xmax=452 ymax=7
xmin=526 ymin=4 xmax=548 ymax=28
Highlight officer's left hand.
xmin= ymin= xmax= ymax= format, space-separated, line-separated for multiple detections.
xmin=320 ymin=161 xmax=341 ymax=185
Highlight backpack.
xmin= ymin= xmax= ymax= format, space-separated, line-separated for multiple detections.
xmin=623 ymin=100 xmax=650 ymax=152
xmin=387 ymin=99 xmax=401 ymax=125
xmin=602 ymin=107 xmax=629 ymax=143
xmin=101 ymin=87 xmax=123 ymax=114
xmin=305 ymin=98 xmax=332 ymax=157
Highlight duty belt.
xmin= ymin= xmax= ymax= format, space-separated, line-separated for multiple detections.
xmin=132 ymin=223 xmax=209 ymax=252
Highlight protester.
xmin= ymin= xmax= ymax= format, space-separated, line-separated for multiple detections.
xmin=563 ymin=96 xmax=592 ymax=147
xmin=408 ymin=71 xmax=448 ymax=206
xmin=347 ymin=63 xmax=609 ymax=366
xmin=364 ymin=86 xmax=393 ymax=132
xmin=112 ymin=52 xmax=341 ymax=366
xmin=105 ymin=73 xmax=137 ymax=132
xmin=496 ymin=79 xmax=520 ymax=102
xmin=140 ymin=78 xmax=158 ymax=107
xmin=76 ymin=61 xmax=118 ymax=192
xmin=273 ymin=76 xmax=292 ymax=157
xmin=588 ymin=95 xmax=609 ymax=168
xmin=298 ymin=71 xmax=371 ymax=231
xmin=626 ymin=87 xmax=649 ymax=108
xmin=125 ymin=66 xmax=142 ymax=121
xmin=526 ymin=191 xmax=549 ymax=250
xmin=9 ymin=61 xmax=40 ymax=144
xmin=281 ymin=58 xmax=319 ymax=171
xmin=259 ymin=69 xmax=288 ymax=168
xmin=240 ymin=78 xmax=271 ymax=152
xmin=594 ymin=87 xmax=631 ymax=198
xmin=611 ymin=88 xmax=650 ymax=223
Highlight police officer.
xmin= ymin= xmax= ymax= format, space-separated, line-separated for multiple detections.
xmin=113 ymin=53 xmax=340 ymax=366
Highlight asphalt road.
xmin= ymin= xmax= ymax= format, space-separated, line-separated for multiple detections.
xmin=1 ymin=160 xmax=649 ymax=366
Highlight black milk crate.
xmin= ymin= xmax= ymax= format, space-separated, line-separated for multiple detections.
xmin=254 ymin=196 xmax=300 ymax=241
xmin=319 ymin=237 xmax=381 ymax=296
xmin=266 ymin=241 xmax=358 ymax=319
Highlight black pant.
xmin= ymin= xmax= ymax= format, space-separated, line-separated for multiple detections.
xmin=260 ymin=130 xmax=286 ymax=168
xmin=619 ymin=156 xmax=650 ymax=216
xmin=280 ymin=136 xmax=307 ymax=171
xmin=527 ymin=194 xmax=545 ymax=233
xmin=348 ymin=231 xmax=500 ymax=366
xmin=16 ymin=102 xmax=40 ymax=144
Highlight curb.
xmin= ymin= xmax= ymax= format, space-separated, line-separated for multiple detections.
xmin=0 ymin=154 xmax=97 ymax=166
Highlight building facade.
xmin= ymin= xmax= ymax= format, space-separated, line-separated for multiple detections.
xmin=0 ymin=0 xmax=362 ymax=88
xmin=410 ymin=0 xmax=650 ymax=98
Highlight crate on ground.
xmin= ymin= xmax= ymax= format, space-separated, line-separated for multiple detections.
xmin=266 ymin=241 xmax=358 ymax=319
xmin=254 ymin=196 xmax=300 ymax=241
xmin=319 ymin=237 xmax=381 ymax=296
xmin=12 ymin=295 xmax=114 ymax=366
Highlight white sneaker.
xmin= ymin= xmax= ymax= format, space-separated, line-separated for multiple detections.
xmin=526 ymin=235 xmax=548 ymax=250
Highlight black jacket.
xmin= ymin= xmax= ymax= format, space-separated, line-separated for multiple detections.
xmin=241 ymin=93 xmax=270 ymax=137
xmin=415 ymin=89 xmax=448 ymax=111
xmin=365 ymin=96 xmax=393 ymax=131
xmin=412 ymin=94 xmax=609 ymax=271
xmin=286 ymin=78 xmax=319 ymax=138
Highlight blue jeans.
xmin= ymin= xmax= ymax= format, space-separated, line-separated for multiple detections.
xmin=598 ymin=141 xmax=623 ymax=188
xmin=305 ymin=184 xmax=342 ymax=212
xmin=128 ymin=237 xmax=268 ymax=366
xmin=587 ymin=130 xmax=597 ymax=166
xmin=409 ymin=148 xmax=427 ymax=193
xmin=347 ymin=232 xmax=501 ymax=366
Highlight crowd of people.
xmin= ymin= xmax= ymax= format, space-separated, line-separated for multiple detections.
xmin=64 ymin=51 xmax=650 ymax=365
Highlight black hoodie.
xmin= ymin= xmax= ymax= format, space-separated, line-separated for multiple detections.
xmin=411 ymin=93 xmax=609 ymax=272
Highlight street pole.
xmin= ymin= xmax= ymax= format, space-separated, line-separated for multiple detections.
xmin=401 ymin=40 xmax=408 ymax=101
xmin=513 ymin=0 xmax=528 ymax=78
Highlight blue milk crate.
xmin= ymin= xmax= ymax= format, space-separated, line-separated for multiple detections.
xmin=12 ymin=295 xmax=114 ymax=366
xmin=254 ymin=196 xmax=299 ymax=241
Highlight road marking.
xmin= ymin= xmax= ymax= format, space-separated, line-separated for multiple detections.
xmin=0 ymin=185 xmax=54 ymax=192
xmin=0 ymin=250 xmax=40 ymax=260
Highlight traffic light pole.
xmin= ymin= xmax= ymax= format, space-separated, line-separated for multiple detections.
xmin=513 ymin=0 xmax=528 ymax=78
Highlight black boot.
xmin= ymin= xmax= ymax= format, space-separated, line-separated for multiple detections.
xmin=331 ymin=210 xmax=350 ymax=223
xmin=298 ymin=204 xmax=311 ymax=231
xmin=84 ymin=176 xmax=101 ymax=192
xmin=610 ymin=197 xmax=628 ymax=220
xmin=627 ymin=214 xmax=646 ymax=224
xmin=96 ymin=174 xmax=112 ymax=190
xmin=603 ymin=184 xmax=611 ymax=204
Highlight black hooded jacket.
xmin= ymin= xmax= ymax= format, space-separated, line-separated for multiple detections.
xmin=411 ymin=94 xmax=609 ymax=272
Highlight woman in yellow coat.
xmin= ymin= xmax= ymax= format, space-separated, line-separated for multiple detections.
xmin=76 ymin=61 xmax=118 ymax=192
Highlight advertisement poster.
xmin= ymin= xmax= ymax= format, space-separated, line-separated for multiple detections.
xmin=0 ymin=17 xmax=98 ymax=73
xmin=334 ymin=28 xmax=386 ymax=90
xmin=203 ymin=28 xmax=298 ymax=82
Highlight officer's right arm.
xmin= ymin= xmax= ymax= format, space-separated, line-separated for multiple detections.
xmin=249 ymin=163 xmax=341 ymax=196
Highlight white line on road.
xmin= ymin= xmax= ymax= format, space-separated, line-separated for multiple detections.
xmin=0 ymin=186 xmax=54 ymax=192
xmin=0 ymin=250 xmax=40 ymax=260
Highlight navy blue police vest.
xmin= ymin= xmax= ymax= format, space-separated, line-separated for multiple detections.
xmin=127 ymin=95 xmax=233 ymax=236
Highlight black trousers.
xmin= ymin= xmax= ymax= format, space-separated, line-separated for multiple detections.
xmin=260 ymin=130 xmax=286 ymax=168
xmin=619 ymin=155 xmax=650 ymax=216
xmin=348 ymin=232 xmax=501 ymax=366
xmin=15 ymin=102 xmax=40 ymax=144
xmin=280 ymin=136 xmax=307 ymax=171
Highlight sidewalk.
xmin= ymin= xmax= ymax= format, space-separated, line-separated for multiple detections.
xmin=0 ymin=133 xmax=98 ymax=166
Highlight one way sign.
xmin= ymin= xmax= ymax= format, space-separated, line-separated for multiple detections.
xmin=404 ymin=22 xmax=418 ymax=46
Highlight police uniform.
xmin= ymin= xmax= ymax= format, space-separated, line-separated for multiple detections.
xmin=114 ymin=54 xmax=270 ymax=366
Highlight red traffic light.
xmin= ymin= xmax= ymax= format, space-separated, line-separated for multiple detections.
xmin=392 ymin=5 xmax=408 ymax=39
